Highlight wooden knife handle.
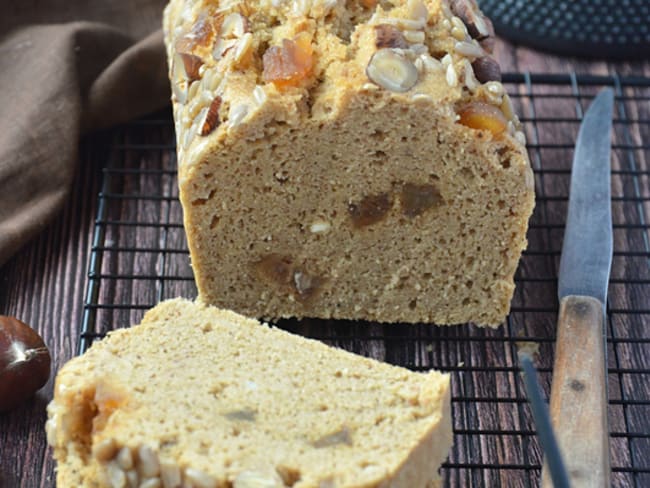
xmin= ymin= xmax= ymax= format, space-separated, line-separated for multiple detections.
xmin=541 ymin=295 xmax=610 ymax=487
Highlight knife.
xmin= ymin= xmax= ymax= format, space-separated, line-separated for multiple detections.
xmin=519 ymin=352 xmax=570 ymax=488
xmin=541 ymin=88 xmax=614 ymax=487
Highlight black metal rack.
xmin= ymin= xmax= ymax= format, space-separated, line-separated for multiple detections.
xmin=80 ymin=73 xmax=650 ymax=487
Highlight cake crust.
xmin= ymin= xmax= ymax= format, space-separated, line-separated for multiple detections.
xmin=164 ymin=0 xmax=535 ymax=326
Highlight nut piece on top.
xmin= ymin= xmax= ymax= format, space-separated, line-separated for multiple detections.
xmin=162 ymin=0 xmax=535 ymax=326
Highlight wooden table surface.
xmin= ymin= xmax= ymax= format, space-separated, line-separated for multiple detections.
xmin=1 ymin=35 xmax=649 ymax=488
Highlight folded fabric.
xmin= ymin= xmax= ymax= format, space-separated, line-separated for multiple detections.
xmin=0 ymin=0 xmax=170 ymax=267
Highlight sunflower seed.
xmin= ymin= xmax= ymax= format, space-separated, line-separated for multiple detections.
xmin=107 ymin=461 xmax=127 ymax=488
xmin=234 ymin=32 xmax=254 ymax=64
xmin=140 ymin=478 xmax=162 ymax=488
xmin=406 ymin=0 xmax=428 ymax=21
xmin=233 ymin=470 xmax=283 ymax=488
xmin=382 ymin=17 xmax=426 ymax=30
xmin=252 ymin=86 xmax=267 ymax=106
xmin=160 ymin=461 xmax=181 ymax=488
xmin=420 ymin=54 xmax=443 ymax=72
xmin=126 ymin=469 xmax=139 ymax=488
xmin=93 ymin=438 xmax=118 ymax=462
xmin=446 ymin=63 xmax=458 ymax=87
xmin=185 ymin=468 xmax=218 ymax=488
xmin=137 ymin=446 xmax=160 ymax=478
xmin=403 ymin=30 xmax=425 ymax=44
xmin=228 ymin=104 xmax=249 ymax=127
xmin=221 ymin=13 xmax=247 ymax=38
xmin=454 ymin=40 xmax=484 ymax=58
xmin=117 ymin=447 xmax=134 ymax=470
xmin=462 ymin=59 xmax=478 ymax=92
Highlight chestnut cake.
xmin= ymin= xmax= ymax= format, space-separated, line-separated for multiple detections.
xmin=46 ymin=299 xmax=452 ymax=487
xmin=163 ymin=0 xmax=535 ymax=325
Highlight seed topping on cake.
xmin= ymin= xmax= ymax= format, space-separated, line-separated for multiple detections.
xmin=448 ymin=0 xmax=495 ymax=51
xmin=198 ymin=96 xmax=222 ymax=136
xmin=167 ymin=0 xmax=522 ymax=151
xmin=233 ymin=470 xmax=285 ymax=488
xmin=262 ymin=33 xmax=314 ymax=89
xmin=453 ymin=40 xmax=484 ymax=58
xmin=185 ymin=467 xmax=218 ymax=487
xmin=471 ymin=55 xmax=501 ymax=83
xmin=221 ymin=12 xmax=249 ymax=38
xmin=176 ymin=52 xmax=204 ymax=82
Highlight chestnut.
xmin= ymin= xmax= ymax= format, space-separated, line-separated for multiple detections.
xmin=0 ymin=316 xmax=51 ymax=412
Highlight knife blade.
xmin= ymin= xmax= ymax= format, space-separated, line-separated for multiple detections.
xmin=541 ymin=88 xmax=614 ymax=488
xmin=558 ymin=89 xmax=614 ymax=305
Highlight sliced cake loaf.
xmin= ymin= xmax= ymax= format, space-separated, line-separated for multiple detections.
xmin=46 ymin=299 xmax=452 ymax=487
xmin=163 ymin=0 xmax=535 ymax=326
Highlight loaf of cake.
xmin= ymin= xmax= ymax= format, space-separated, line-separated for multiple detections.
xmin=46 ymin=299 xmax=452 ymax=487
xmin=163 ymin=0 xmax=535 ymax=325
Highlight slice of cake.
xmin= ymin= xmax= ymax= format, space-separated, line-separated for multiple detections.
xmin=163 ymin=0 xmax=535 ymax=325
xmin=46 ymin=299 xmax=452 ymax=487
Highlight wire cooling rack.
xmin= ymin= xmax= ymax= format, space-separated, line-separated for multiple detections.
xmin=80 ymin=73 xmax=650 ymax=487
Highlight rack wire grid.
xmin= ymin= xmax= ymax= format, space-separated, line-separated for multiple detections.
xmin=80 ymin=72 xmax=650 ymax=487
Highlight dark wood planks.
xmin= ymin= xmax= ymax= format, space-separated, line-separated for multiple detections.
xmin=0 ymin=138 xmax=107 ymax=488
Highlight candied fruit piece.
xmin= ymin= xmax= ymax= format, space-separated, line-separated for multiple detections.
xmin=262 ymin=33 xmax=313 ymax=89
xmin=457 ymin=102 xmax=507 ymax=137
xmin=348 ymin=193 xmax=393 ymax=228
xmin=361 ymin=0 xmax=378 ymax=8
xmin=255 ymin=254 xmax=293 ymax=285
xmin=401 ymin=183 xmax=443 ymax=217
xmin=254 ymin=254 xmax=323 ymax=300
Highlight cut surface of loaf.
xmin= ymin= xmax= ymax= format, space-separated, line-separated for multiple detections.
xmin=46 ymin=299 xmax=452 ymax=487
xmin=163 ymin=0 xmax=535 ymax=326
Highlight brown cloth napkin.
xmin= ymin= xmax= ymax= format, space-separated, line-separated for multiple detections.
xmin=0 ymin=0 xmax=171 ymax=267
